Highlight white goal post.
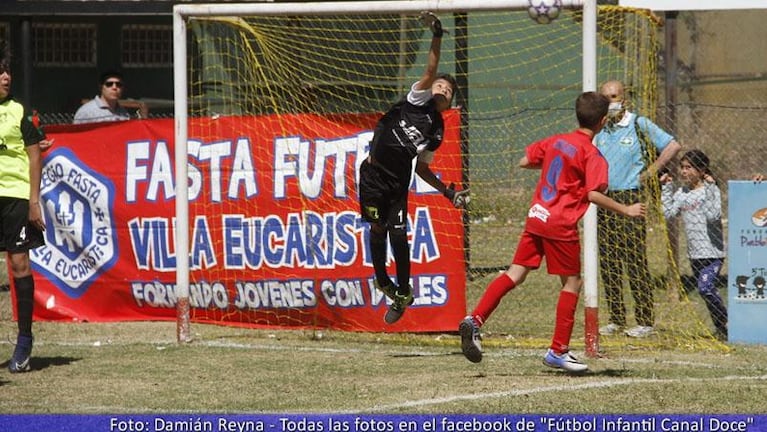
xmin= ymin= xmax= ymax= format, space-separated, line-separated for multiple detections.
xmin=172 ymin=0 xmax=599 ymax=348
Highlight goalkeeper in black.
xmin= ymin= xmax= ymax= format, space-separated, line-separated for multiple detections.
xmin=358 ymin=12 xmax=468 ymax=325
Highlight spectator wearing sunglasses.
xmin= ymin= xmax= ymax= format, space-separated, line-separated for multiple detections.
xmin=74 ymin=70 xmax=147 ymax=124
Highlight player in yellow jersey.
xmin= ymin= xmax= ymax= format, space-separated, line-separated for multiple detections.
xmin=0 ymin=43 xmax=53 ymax=373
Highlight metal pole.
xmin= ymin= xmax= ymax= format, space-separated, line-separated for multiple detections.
xmin=581 ymin=0 xmax=600 ymax=358
xmin=173 ymin=8 xmax=192 ymax=343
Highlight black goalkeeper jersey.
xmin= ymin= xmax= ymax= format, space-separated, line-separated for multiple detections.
xmin=368 ymin=97 xmax=444 ymax=183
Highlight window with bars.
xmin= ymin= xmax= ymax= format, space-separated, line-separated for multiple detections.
xmin=32 ymin=23 xmax=97 ymax=67
xmin=122 ymin=24 xmax=172 ymax=67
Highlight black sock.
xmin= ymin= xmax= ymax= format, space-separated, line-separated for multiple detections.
xmin=369 ymin=229 xmax=390 ymax=286
xmin=389 ymin=230 xmax=410 ymax=295
xmin=14 ymin=275 xmax=34 ymax=337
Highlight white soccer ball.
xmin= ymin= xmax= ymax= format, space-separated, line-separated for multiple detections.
xmin=528 ymin=0 xmax=562 ymax=24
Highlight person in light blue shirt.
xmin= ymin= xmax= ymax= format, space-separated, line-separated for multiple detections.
xmin=594 ymin=80 xmax=682 ymax=339
xmin=597 ymin=111 xmax=675 ymax=191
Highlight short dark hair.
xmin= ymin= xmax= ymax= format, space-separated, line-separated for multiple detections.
xmin=435 ymin=73 xmax=458 ymax=106
xmin=99 ymin=69 xmax=123 ymax=85
xmin=0 ymin=40 xmax=10 ymax=74
xmin=576 ymin=91 xmax=609 ymax=129
xmin=435 ymin=72 xmax=457 ymax=92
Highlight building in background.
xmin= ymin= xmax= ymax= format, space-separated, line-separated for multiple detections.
xmin=0 ymin=0 xmax=273 ymax=123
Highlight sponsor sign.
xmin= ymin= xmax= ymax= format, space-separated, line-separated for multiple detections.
xmin=727 ymin=181 xmax=767 ymax=343
xmin=22 ymin=112 xmax=466 ymax=332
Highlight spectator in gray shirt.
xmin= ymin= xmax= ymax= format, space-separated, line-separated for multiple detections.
xmin=74 ymin=70 xmax=147 ymax=124
xmin=660 ymin=149 xmax=727 ymax=339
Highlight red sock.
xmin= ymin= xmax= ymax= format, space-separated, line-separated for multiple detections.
xmin=550 ymin=290 xmax=579 ymax=354
xmin=471 ymin=273 xmax=516 ymax=327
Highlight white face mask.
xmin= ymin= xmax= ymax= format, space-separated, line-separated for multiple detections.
xmin=608 ymin=101 xmax=623 ymax=117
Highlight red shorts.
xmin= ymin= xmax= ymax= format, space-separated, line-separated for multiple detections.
xmin=511 ymin=231 xmax=580 ymax=275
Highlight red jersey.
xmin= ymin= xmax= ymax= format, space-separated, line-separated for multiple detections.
xmin=523 ymin=129 xmax=608 ymax=241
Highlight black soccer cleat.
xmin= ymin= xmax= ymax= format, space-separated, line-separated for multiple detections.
xmin=8 ymin=334 xmax=33 ymax=373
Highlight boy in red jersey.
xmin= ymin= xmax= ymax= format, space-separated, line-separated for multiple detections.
xmin=458 ymin=91 xmax=645 ymax=372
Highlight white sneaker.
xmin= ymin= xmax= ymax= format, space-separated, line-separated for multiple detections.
xmin=599 ymin=323 xmax=623 ymax=336
xmin=543 ymin=349 xmax=588 ymax=373
xmin=625 ymin=325 xmax=656 ymax=338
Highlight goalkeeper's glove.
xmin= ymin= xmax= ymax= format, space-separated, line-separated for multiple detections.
xmin=420 ymin=11 xmax=444 ymax=38
xmin=444 ymin=183 xmax=470 ymax=209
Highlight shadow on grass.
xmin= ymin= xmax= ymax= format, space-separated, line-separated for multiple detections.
xmin=594 ymin=368 xmax=634 ymax=377
xmin=468 ymin=367 xmax=635 ymax=379
xmin=390 ymin=352 xmax=457 ymax=358
xmin=537 ymin=368 xmax=633 ymax=378
xmin=0 ymin=356 xmax=80 ymax=373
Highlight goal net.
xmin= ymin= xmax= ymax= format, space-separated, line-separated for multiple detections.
xmin=172 ymin=1 xmax=725 ymax=351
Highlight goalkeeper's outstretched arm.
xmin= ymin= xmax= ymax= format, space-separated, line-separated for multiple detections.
xmin=415 ymin=12 xmax=444 ymax=91
xmin=415 ymin=160 xmax=451 ymax=197
xmin=415 ymin=160 xmax=469 ymax=209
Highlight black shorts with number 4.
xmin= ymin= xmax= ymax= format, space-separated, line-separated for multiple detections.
xmin=358 ymin=159 xmax=409 ymax=229
xmin=0 ymin=197 xmax=45 ymax=253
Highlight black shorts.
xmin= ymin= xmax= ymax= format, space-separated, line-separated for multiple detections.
xmin=0 ymin=197 xmax=45 ymax=253
xmin=358 ymin=159 xmax=409 ymax=229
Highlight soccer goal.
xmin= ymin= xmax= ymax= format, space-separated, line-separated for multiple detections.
xmin=171 ymin=0 xmax=719 ymax=353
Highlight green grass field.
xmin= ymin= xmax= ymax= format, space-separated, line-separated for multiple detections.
xmin=2 ymin=283 xmax=767 ymax=414
xmin=0 ymin=256 xmax=8 ymax=288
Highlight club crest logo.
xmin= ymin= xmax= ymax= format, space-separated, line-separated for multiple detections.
xmin=31 ymin=148 xmax=118 ymax=298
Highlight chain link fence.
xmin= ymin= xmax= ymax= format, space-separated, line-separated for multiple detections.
xmin=659 ymin=84 xmax=767 ymax=185
xmin=39 ymin=111 xmax=174 ymax=126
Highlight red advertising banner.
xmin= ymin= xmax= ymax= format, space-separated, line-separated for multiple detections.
xmin=24 ymin=111 xmax=466 ymax=332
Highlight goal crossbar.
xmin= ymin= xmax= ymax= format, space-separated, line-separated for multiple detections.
xmin=174 ymin=0 xmax=585 ymax=17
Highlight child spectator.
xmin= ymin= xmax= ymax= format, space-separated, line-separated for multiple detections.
xmin=660 ymin=149 xmax=728 ymax=339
